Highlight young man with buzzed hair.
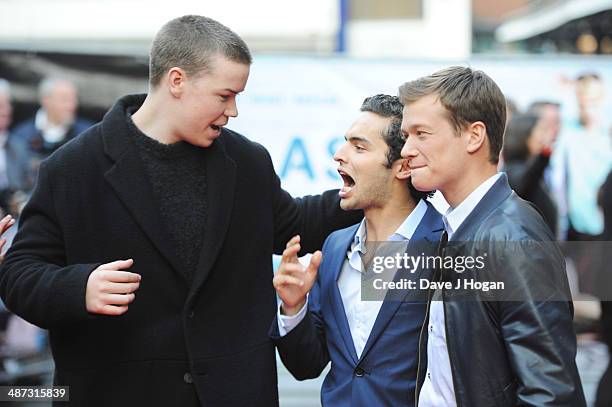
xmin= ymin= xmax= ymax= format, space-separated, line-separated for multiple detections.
xmin=399 ymin=66 xmax=585 ymax=407
xmin=0 ymin=15 xmax=361 ymax=407
xmin=271 ymin=94 xmax=443 ymax=406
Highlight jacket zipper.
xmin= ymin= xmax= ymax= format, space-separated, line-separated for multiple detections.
xmin=415 ymin=287 xmax=434 ymax=404
xmin=442 ymin=288 xmax=463 ymax=407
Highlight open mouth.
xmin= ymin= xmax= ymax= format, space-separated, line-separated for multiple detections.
xmin=211 ymin=125 xmax=221 ymax=131
xmin=338 ymin=169 xmax=355 ymax=198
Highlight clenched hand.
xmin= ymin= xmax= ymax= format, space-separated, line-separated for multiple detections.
xmin=86 ymin=259 xmax=141 ymax=316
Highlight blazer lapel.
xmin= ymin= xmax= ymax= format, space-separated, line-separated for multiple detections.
xmin=188 ymin=138 xmax=237 ymax=301
xmin=328 ymin=225 xmax=360 ymax=365
xmin=358 ymin=203 xmax=444 ymax=362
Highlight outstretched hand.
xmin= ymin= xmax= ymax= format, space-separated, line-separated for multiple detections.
xmin=272 ymin=235 xmax=321 ymax=316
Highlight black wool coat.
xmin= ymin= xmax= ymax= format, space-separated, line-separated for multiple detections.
xmin=0 ymin=94 xmax=361 ymax=406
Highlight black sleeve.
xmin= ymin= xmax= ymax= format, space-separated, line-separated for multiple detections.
xmin=0 ymin=162 xmax=99 ymax=329
xmin=508 ymin=153 xmax=550 ymax=198
xmin=270 ymin=271 xmax=330 ymax=381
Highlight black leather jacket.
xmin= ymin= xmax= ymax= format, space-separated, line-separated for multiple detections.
xmin=416 ymin=174 xmax=586 ymax=407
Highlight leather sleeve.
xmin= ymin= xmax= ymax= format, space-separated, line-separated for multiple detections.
xmin=492 ymin=238 xmax=586 ymax=406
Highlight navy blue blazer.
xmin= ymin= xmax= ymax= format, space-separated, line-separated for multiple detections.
xmin=271 ymin=202 xmax=443 ymax=407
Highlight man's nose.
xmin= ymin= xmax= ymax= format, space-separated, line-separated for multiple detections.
xmin=400 ymin=138 xmax=418 ymax=159
xmin=226 ymin=99 xmax=238 ymax=118
xmin=333 ymin=143 xmax=348 ymax=163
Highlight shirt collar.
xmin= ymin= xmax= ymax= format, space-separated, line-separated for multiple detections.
xmin=349 ymin=199 xmax=428 ymax=271
xmin=35 ymin=108 xmax=71 ymax=142
xmin=444 ymin=173 xmax=502 ymax=239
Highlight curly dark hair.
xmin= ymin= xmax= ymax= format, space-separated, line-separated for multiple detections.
xmin=360 ymin=94 xmax=433 ymax=201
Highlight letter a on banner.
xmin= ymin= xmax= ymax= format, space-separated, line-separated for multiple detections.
xmin=281 ymin=137 xmax=315 ymax=180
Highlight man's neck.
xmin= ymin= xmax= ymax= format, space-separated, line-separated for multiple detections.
xmin=131 ymin=94 xmax=178 ymax=145
xmin=364 ymin=198 xmax=416 ymax=242
xmin=443 ymin=164 xmax=497 ymax=209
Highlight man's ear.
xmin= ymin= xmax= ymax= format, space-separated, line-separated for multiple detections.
xmin=167 ymin=67 xmax=187 ymax=98
xmin=465 ymin=121 xmax=488 ymax=154
xmin=396 ymin=158 xmax=411 ymax=181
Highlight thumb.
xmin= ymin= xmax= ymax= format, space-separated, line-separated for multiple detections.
xmin=101 ymin=259 xmax=134 ymax=271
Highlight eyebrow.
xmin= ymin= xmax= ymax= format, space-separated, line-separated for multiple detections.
xmin=345 ymin=136 xmax=372 ymax=145
xmin=406 ymin=123 xmax=433 ymax=131
xmin=221 ymin=88 xmax=240 ymax=94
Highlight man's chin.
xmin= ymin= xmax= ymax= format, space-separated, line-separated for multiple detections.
xmin=190 ymin=137 xmax=216 ymax=148
xmin=411 ymin=174 xmax=434 ymax=192
xmin=339 ymin=199 xmax=355 ymax=211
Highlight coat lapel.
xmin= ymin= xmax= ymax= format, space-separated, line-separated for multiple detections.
xmin=100 ymin=95 xmax=238 ymax=295
xmin=104 ymin=141 xmax=186 ymax=279
xmin=358 ymin=203 xmax=443 ymax=362
xmin=328 ymin=225 xmax=360 ymax=365
xmin=187 ymin=138 xmax=236 ymax=300
xmin=451 ymin=173 xmax=512 ymax=242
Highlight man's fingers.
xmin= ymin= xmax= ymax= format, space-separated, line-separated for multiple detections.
xmin=278 ymin=262 xmax=304 ymax=276
xmin=101 ymin=270 xmax=141 ymax=283
xmin=285 ymin=235 xmax=300 ymax=249
xmin=0 ymin=238 xmax=6 ymax=253
xmin=100 ymin=259 xmax=134 ymax=271
xmin=100 ymin=305 xmax=129 ymax=316
xmin=103 ymin=293 xmax=136 ymax=306
xmin=307 ymin=251 xmax=322 ymax=274
xmin=0 ymin=215 xmax=14 ymax=234
xmin=102 ymin=281 xmax=140 ymax=294
xmin=273 ymin=274 xmax=305 ymax=289
xmin=281 ymin=242 xmax=301 ymax=264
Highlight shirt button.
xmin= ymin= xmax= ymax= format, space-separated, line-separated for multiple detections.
xmin=429 ymin=325 xmax=433 ymax=332
xmin=355 ymin=367 xmax=365 ymax=377
xmin=184 ymin=372 xmax=193 ymax=384
xmin=427 ymin=372 xmax=431 ymax=379
xmin=188 ymin=310 xmax=195 ymax=318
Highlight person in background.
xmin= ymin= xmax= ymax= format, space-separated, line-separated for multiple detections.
xmin=0 ymin=79 xmax=30 ymax=212
xmin=550 ymin=73 xmax=612 ymax=241
xmin=503 ymin=113 xmax=558 ymax=236
xmin=527 ymin=101 xmax=561 ymax=143
xmin=505 ymin=97 xmax=519 ymax=124
xmin=11 ymin=77 xmax=93 ymax=191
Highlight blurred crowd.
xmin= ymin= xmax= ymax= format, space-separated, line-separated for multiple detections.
xmin=0 ymin=76 xmax=92 ymax=386
xmin=0 ymin=72 xmax=610 ymax=400
xmin=502 ymin=72 xmax=612 ymax=405
xmin=503 ymin=73 xmax=611 ymax=243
